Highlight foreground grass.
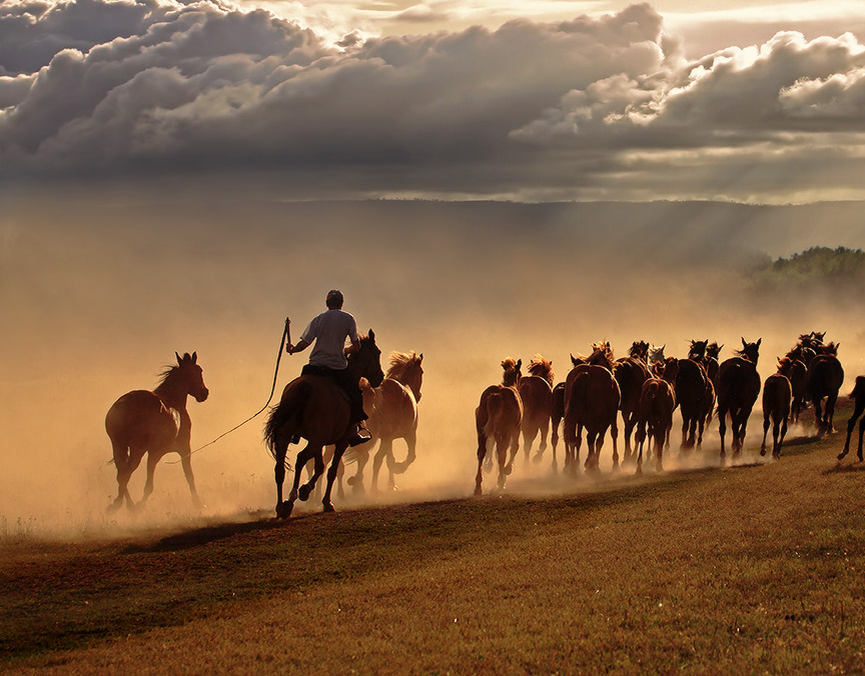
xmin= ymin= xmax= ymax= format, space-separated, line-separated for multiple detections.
xmin=3 ymin=409 xmax=865 ymax=674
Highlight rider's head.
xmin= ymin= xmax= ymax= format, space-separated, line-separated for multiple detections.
xmin=326 ymin=289 xmax=344 ymax=309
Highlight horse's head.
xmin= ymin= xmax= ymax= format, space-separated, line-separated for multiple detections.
xmin=739 ymin=337 xmax=761 ymax=364
xmin=628 ymin=341 xmax=649 ymax=361
xmin=175 ymin=351 xmax=209 ymax=402
xmin=350 ymin=330 xmax=384 ymax=387
xmin=706 ymin=342 xmax=722 ymax=359
xmin=388 ymin=350 xmax=424 ymax=402
xmin=501 ymin=358 xmax=521 ymax=387
xmin=527 ymin=354 xmax=554 ymax=384
xmin=648 ymin=344 xmax=666 ymax=364
xmin=688 ymin=340 xmax=708 ymax=361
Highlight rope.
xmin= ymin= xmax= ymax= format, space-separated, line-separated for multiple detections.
xmin=167 ymin=318 xmax=291 ymax=462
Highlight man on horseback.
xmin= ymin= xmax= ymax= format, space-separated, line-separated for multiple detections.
xmin=287 ymin=289 xmax=371 ymax=447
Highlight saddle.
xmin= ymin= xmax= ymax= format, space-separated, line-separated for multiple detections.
xmin=301 ymin=364 xmax=351 ymax=404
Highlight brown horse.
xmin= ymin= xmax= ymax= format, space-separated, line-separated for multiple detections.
xmin=760 ymin=372 xmax=792 ymax=459
xmin=347 ymin=351 xmax=424 ymax=493
xmin=838 ymin=376 xmax=865 ymax=462
xmin=615 ymin=350 xmax=651 ymax=465
xmin=475 ymin=358 xmax=523 ymax=495
xmin=648 ymin=344 xmax=667 ymax=378
xmin=716 ymin=338 xmax=762 ymax=462
xmin=563 ymin=345 xmax=621 ymax=474
xmin=806 ymin=353 xmax=845 ymax=435
xmin=777 ymin=355 xmax=807 ymax=423
xmin=664 ymin=355 xmax=707 ymax=451
xmin=549 ymin=381 xmax=566 ymax=473
xmin=634 ymin=377 xmax=676 ymax=474
xmin=264 ymin=331 xmax=384 ymax=518
xmin=518 ymin=355 xmax=554 ymax=466
xmin=105 ymin=352 xmax=209 ymax=513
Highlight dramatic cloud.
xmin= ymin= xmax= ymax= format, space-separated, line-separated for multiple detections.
xmin=2 ymin=0 xmax=865 ymax=201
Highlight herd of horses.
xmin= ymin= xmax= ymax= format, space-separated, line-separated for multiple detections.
xmin=103 ymin=328 xmax=865 ymax=517
xmin=474 ymin=331 xmax=854 ymax=495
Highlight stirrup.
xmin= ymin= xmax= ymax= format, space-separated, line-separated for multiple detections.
xmin=348 ymin=427 xmax=372 ymax=447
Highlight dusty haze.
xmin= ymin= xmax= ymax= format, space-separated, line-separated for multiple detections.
xmin=2 ymin=186 xmax=865 ymax=539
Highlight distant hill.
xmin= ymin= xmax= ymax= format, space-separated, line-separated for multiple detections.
xmin=744 ymin=246 xmax=865 ymax=298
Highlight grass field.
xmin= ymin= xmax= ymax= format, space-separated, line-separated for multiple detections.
xmin=3 ymin=401 xmax=865 ymax=674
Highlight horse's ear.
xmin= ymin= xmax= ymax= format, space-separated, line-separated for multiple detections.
xmin=192 ymin=351 xmax=197 ymax=364
xmin=516 ymin=359 xmax=522 ymax=370
xmin=571 ymin=354 xmax=577 ymax=366
xmin=368 ymin=329 xmax=375 ymax=341
xmin=741 ymin=337 xmax=747 ymax=348
xmin=176 ymin=351 xmax=182 ymax=364
xmin=419 ymin=353 xmax=424 ymax=362
xmin=757 ymin=338 xmax=762 ymax=347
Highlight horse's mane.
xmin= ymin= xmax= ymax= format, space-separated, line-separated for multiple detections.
xmin=527 ymin=354 xmax=554 ymax=384
xmin=575 ymin=341 xmax=615 ymax=370
xmin=387 ymin=350 xmax=422 ymax=380
xmin=820 ymin=341 xmax=840 ymax=355
xmin=628 ymin=341 xmax=649 ymax=360
xmin=156 ymin=352 xmax=193 ymax=388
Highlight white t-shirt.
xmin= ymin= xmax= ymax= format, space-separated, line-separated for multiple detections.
xmin=300 ymin=308 xmax=359 ymax=370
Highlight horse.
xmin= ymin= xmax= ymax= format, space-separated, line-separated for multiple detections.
xmin=474 ymin=358 xmax=523 ymax=495
xmin=760 ymin=372 xmax=792 ymax=459
xmin=634 ymin=377 xmax=676 ymax=474
xmin=777 ymin=356 xmax=807 ymax=423
xmin=716 ymin=338 xmax=762 ymax=462
xmin=105 ymin=352 xmax=209 ymax=513
xmin=806 ymin=353 xmax=845 ymax=435
xmin=648 ymin=345 xmax=667 ymax=378
xmin=614 ymin=348 xmax=651 ymax=464
xmin=518 ymin=355 xmax=554 ymax=466
xmin=549 ymin=381 xmax=566 ymax=473
xmin=346 ymin=351 xmax=424 ymax=493
xmin=264 ymin=331 xmax=384 ymax=518
xmin=705 ymin=342 xmax=723 ymax=390
xmin=664 ymin=356 xmax=707 ymax=451
xmin=838 ymin=376 xmax=865 ymax=462
xmin=563 ymin=345 xmax=621 ymax=474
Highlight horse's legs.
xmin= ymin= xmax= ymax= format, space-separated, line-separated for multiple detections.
xmin=718 ymin=406 xmax=728 ymax=463
xmin=299 ymin=448 xmax=326 ymax=501
xmin=761 ymin=411 xmax=771 ymax=456
xmin=496 ymin=437 xmax=509 ymax=490
xmin=178 ymin=452 xmax=201 ymax=508
xmin=535 ymin=422 xmax=549 ymax=463
xmin=634 ymin=422 xmax=646 ymax=475
xmin=550 ymin=418 xmax=560 ymax=473
xmin=827 ymin=393 xmax=839 ymax=433
xmin=774 ymin=414 xmax=787 ymax=459
xmin=839 ymin=403 xmax=864 ymax=460
xmin=141 ymin=452 xmax=160 ymax=504
xmin=107 ymin=440 xmax=134 ymax=513
xmin=654 ymin=426 xmax=665 ymax=472
xmin=475 ymin=434 xmax=488 ymax=496
xmin=322 ymin=443 xmax=349 ymax=512
xmin=371 ymin=438 xmax=392 ymax=492
xmin=857 ymin=417 xmax=865 ymax=462
xmin=505 ymin=431 xmax=519 ymax=477
xmin=814 ymin=398 xmax=825 ymax=434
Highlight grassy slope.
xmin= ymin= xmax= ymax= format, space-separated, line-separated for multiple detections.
xmin=3 ymin=405 xmax=865 ymax=674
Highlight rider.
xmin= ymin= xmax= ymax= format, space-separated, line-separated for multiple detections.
xmin=286 ymin=289 xmax=371 ymax=447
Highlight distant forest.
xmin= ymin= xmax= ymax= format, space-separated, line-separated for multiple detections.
xmin=745 ymin=246 xmax=865 ymax=296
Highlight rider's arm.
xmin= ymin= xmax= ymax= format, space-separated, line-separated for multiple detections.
xmin=287 ymin=339 xmax=310 ymax=355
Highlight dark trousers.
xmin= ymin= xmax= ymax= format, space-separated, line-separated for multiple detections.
xmin=301 ymin=364 xmax=368 ymax=425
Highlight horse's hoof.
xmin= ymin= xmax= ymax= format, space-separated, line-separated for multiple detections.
xmin=276 ymin=501 xmax=293 ymax=519
xmin=299 ymin=485 xmax=312 ymax=502
xmin=504 ymin=464 xmax=513 ymax=476
xmin=106 ymin=502 xmax=121 ymax=516
xmin=322 ymin=502 xmax=335 ymax=513
xmin=760 ymin=448 xmax=766 ymax=456
xmin=346 ymin=476 xmax=358 ymax=486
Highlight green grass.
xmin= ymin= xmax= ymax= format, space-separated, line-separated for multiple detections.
xmin=3 ymin=404 xmax=865 ymax=674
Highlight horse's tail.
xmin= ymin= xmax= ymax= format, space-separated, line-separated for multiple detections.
xmin=564 ymin=372 xmax=589 ymax=445
xmin=263 ymin=380 xmax=310 ymax=460
xmin=484 ymin=392 xmax=505 ymax=439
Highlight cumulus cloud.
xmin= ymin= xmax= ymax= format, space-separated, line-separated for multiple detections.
xmin=2 ymin=0 xmax=865 ymax=201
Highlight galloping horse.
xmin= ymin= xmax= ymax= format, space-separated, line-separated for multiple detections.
xmin=634 ymin=377 xmax=676 ymax=474
xmin=716 ymin=338 xmax=762 ymax=462
xmin=664 ymin=355 xmax=707 ymax=451
xmin=563 ymin=344 xmax=621 ymax=474
xmin=778 ymin=355 xmax=807 ymax=423
xmin=264 ymin=331 xmax=384 ymax=518
xmin=806 ymin=353 xmax=844 ymax=435
xmin=475 ymin=358 xmax=523 ymax=495
xmin=760 ymin=371 xmax=792 ymax=459
xmin=614 ymin=347 xmax=651 ymax=464
xmin=348 ymin=351 xmax=424 ymax=493
xmin=105 ymin=352 xmax=209 ymax=513
xmin=518 ymin=355 xmax=554 ymax=465
xmin=838 ymin=376 xmax=865 ymax=462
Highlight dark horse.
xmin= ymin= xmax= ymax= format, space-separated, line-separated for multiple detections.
xmin=838 ymin=376 xmax=865 ymax=462
xmin=264 ymin=331 xmax=384 ymax=518
xmin=807 ymin=353 xmax=844 ymax=435
xmin=518 ymin=355 xmax=554 ymax=466
xmin=615 ymin=343 xmax=652 ymax=464
xmin=475 ymin=358 xmax=523 ymax=495
xmin=662 ymin=355 xmax=707 ymax=451
xmin=105 ymin=352 xmax=209 ymax=513
xmin=716 ymin=338 xmax=762 ymax=462
xmin=563 ymin=343 xmax=621 ymax=474
xmin=634 ymin=377 xmax=676 ymax=474
xmin=760 ymin=371 xmax=792 ymax=459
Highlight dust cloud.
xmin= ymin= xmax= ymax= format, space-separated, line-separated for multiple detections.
xmin=2 ymin=182 xmax=865 ymax=540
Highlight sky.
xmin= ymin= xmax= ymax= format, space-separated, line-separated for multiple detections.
xmin=2 ymin=0 xmax=865 ymax=202
xmin=3 ymin=1 xmax=865 ymax=536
